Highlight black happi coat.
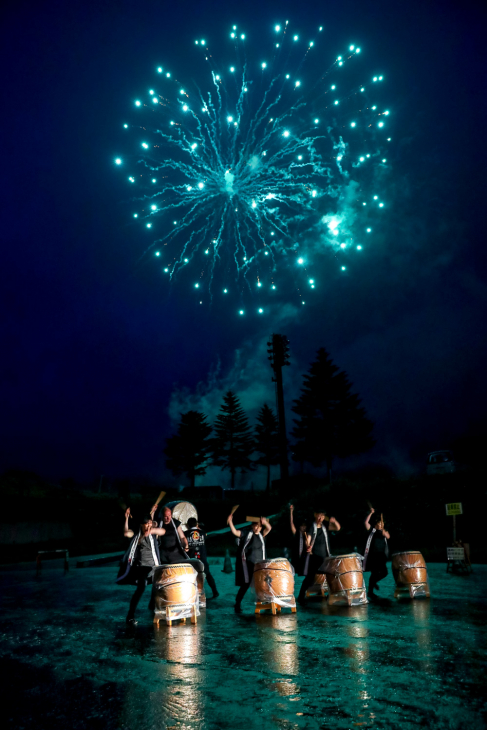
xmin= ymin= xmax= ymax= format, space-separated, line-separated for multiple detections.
xmin=363 ymin=529 xmax=389 ymax=572
xmin=116 ymin=531 xmax=161 ymax=586
xmin=158 ymin=518 xmax=189 ymax=564
xmin=235 ymin=528 xmax=266 ymax=586
xmin=302 ymin=522 xmax=332 ymax=576
xmin=291 ymin=530 xmax=307 ymax=576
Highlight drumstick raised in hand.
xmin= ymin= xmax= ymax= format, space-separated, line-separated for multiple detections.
xmin=150 ymin=491 xmax=166 ymax=515
xmin=121 ymin=503 xmax=133 ymax=519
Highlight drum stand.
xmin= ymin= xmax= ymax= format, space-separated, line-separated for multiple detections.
xmin=305 ymin=584 xmax=328 ymax=599
xmin=328 ymin=588 xmax=368 ymax=606
xmin=153 ymin=603 xmax=198 ymax=627
xmin=254 ymin=600 xmax=297 ymax=615
xmin=394 ymin=583 xmax=430 ymax=599
xmin=305 ymin=573 xmax=329 ymax=599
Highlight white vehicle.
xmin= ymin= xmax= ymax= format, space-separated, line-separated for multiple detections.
xmin=426 ymin=450 xmax=456 ymax=475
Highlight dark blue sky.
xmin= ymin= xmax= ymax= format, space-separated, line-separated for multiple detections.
xmin=1 ymin=0 xmax=486 ymax=484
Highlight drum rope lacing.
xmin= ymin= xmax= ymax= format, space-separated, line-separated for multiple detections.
xmin=254 ymin=567 xmax=292 ymax=573
xmin=325 ymin=569 xmax=363 ymax=577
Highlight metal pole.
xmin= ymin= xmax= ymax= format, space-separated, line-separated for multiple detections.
xmin=267 ymin=333 xmax=290 ymax=484
xmin=453 ymin=514 xmax=456 ymax=543
xmin=274 ymin=362 xmax=289 ymax=481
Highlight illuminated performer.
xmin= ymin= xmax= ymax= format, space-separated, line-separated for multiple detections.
xmin=117 ymin=508 xmax=166 ymax=625
xmin=184 ymin=517 xmax=219 ymax=598
xmin=227 ymin=513 xmax=272 ymax=613
xmin=152 ymin=504 xmax=190 ymax=563
xmin=289 ymin=503 xmax=308 ymax=575
xmin=363 ymin=508 xmax=390 ymax=598
xmin=297 ymin=509 xmax=341 ymax=605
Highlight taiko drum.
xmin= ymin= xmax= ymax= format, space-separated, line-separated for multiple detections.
xmin=320 ymin=553 xmax=365 ymax=594
xmin=153 ymin=563 xmax=197 ymax=609
xmin=392 ymin=551 xmax=428 ymax=586
xmin=306 ymin=572 xmax=328 ymax=596
xmin=253 ymin=558 xmax=295 ymax=602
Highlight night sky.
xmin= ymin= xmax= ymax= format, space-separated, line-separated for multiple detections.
xmin=1 ymin=0 xmax=486 ymax=485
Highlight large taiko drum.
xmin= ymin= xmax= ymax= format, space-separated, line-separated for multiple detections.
xmin=185 ymin=559 xmax=206 ymax=608
xmin=320 ymin=553 xmax=367 ymax=606
xmin=392 ymin=551 xmax=430 ymax=599
xmin=164 ymin=501 xmax=198 ymax=531
xmin=253 ymin=558 xmax=295 ymax=608
xmin=153 ymin=563 xmax=199 ymax=625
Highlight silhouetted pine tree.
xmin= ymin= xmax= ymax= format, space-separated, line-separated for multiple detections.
xmin=212 ymin=391 xmax=254 ymax=489
xmin=291 ymin=348 xmax=375 ymax=481
xmin=254 ymin=403 xmax=280 ymax=493
xmin=164 ymin=411 xmax=213 ymax=488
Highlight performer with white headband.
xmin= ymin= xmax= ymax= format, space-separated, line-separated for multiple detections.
xmin=117 ymin=508 xmax=167 ymax=625
xmin=227 ymin=511 xmax=272 ymax=613
xmin=363 ymin=507 xmax=390 ymax=599
xmin=152 ymin=504 xmax=190 ymax=564
xmin=297 ymin=508 xmax=341 ymax=605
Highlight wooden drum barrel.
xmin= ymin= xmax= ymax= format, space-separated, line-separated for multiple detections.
xmin=253 ymin=558 xmax=295 ymax=608
xmin=392 ymin=551 xmax=430 ymax=598
xmin=153 ymin=563 xmax=198 ymax=617
xmin=320 ymin=553 xmax=367 ymax=606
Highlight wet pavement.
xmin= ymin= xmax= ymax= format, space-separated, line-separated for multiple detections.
xmin=1 ymin=561 xmax=486 ymax=730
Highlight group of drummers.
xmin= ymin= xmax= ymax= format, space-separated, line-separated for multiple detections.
xmin=117 ymin=501 xmax=390 ymax=624
xmin=229 ymin=504 xmax=390 ymax=612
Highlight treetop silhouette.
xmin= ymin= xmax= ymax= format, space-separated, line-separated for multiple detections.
xmin=291 ymin=348 xmax=374 ymax=480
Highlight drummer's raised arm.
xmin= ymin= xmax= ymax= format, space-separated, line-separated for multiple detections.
xmin=365 ymin=508 xmax=375 ymax=531
xmin=177 ymin=525 xmax=189 ymax=549
xmin=124 ymin=508 xmax=134 ymax=539
xmin=227 ymin=514 xmax=241 ymax=538
xmin=329 ymin=516 xmax=341 ymax=532
xmin=150 ymin=525 xmax=166 ymax=536
xmin=289 ymin=503 xmax=296 ymax=535
xmin=261 ymin=516 xmax=272 ymax=536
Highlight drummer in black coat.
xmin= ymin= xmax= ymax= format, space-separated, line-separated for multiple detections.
xmin=297 ymin=509 xmax=341 ymax=605
xmin=363 ymin=508 xmax=390 ymax=599
xmin=184 ymin=517 xmax=219 ymax=598
xmin=151 ymin=504 xmax=189 ymax=564
xmin=117 ymin=508 xmax=167 ymax=625
xmin=289 ymin=503 xmax=307 ymax=575
xmin=228 ymin=513 xmax=272 ymax=613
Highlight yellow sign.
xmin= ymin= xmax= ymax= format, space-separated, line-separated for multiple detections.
xmin=445 ymin=502 xmax=462 ymax=516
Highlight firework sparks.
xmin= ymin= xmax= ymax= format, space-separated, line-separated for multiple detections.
xmin=116 ymin=22 xmax=391 ymax=313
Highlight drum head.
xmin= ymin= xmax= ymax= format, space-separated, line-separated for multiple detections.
xmin=165 ymin=501 xmax=198 ymax=530
xmin=254 ymin=558 xmax=291 ymax=571
xmin=391 ymin=551 xmax=421 ymax=557
xmin=322 ymin=553 xmax=361 ymax=562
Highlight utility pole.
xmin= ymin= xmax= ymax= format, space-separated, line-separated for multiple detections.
xmin=267 ymin=333 xmax=290 ymax=481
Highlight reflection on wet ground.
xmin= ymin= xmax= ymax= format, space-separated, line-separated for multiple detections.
xmin=0 ymin=563 xmax=486 ymax=729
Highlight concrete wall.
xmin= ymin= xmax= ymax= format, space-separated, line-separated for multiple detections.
xmin=0 ymin=522 xmax=73 ymax=545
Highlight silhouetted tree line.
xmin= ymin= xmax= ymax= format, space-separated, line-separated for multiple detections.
xmin=164 ymin=348 xmax=374 ymax=489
